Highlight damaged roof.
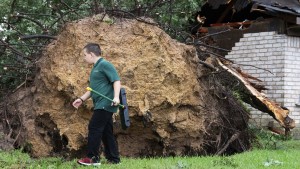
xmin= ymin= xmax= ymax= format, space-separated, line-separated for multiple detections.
xmin=207 ymin=0 xmax=300 ymax=16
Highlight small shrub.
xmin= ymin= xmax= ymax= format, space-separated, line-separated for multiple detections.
xmin=249 ymin=125 xmax=291 ymax=150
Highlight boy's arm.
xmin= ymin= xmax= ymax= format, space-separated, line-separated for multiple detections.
xmin=72 ymin=91 xmax=91 ymax=109
xmin=112 ymin=80 xmax=121 ymax=106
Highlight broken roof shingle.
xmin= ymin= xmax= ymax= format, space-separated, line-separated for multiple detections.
xmin=207 ymin=0 xmax=300 ymax=16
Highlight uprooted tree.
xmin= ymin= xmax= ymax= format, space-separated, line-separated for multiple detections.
xmin=0 ymin=15 xmax=295 ymax=158
xmin=0 ymin=15 xmax=248 ymax=157
xmin=0 ymin=0 xmax=295 ymax=158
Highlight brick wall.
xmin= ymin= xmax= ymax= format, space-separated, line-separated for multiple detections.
xmin=226 ymin=32 xmax=300 ymax=134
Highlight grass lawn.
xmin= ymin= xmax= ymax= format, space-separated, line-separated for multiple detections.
xmin=0 ymin=140 xmax=299 ymax=169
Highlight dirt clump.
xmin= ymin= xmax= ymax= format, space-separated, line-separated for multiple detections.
xmin=0 ymin=15 xmax=250 ymax=158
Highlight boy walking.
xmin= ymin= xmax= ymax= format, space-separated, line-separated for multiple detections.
xmin=72 ymin=43 xmax=121 ymax=165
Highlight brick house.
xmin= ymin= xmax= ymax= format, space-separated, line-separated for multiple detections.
xmin=225 ymin=31 xmax=300 ymax=137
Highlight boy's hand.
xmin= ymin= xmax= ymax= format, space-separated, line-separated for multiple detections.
xmin=72 ymin=98 xmax=83 ymax=109
xmin=112 ymin=97 xmax=120 ymax=106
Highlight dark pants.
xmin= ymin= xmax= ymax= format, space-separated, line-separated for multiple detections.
xmin=87 ymin=109 xmax=120 ymax=163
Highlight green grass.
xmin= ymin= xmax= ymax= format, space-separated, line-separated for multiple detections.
xmin=0 ymin=140 xmax=300 ymax=169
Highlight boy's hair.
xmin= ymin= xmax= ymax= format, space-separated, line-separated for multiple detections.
xmin=84 ymin=43 xmax=101 ymax=56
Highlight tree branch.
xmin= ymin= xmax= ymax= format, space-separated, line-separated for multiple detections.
xmin=59 ymin=0 xmax=82 ymax=17
xmin=216 ymin=132 xmax=240 ymax=155
xmin=0 ymin=39 xmax=26 ymax=58
xmin=12 ymin=14 xmax=46 ymax=31
xmin=20 ymin=35 xmax=57 ymax=40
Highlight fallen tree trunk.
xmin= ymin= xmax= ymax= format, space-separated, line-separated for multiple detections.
xmin=216 ymin=58 xmax=295 ymax=130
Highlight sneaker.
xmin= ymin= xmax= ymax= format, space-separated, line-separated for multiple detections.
xmin=77 ymin=157 xmax=101 ymax=166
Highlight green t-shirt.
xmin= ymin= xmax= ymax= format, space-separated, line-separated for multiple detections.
xmin=89 ymin=58 xmax=120 ymax=113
